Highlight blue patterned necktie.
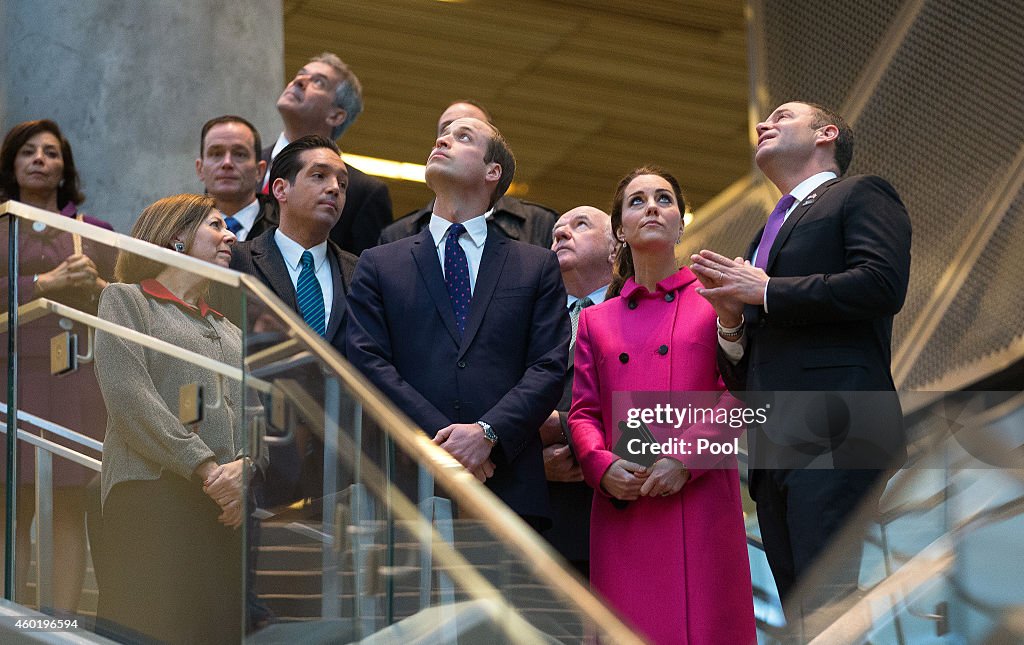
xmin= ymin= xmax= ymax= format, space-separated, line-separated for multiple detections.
xmin=754 ymin=194 xmax=797 ymax=270
xmin=444 ymin=223 xmax=471 ymax=334
xmin=295 ymin=251 xmax=326 ymax=336
xmin=224 ymin=215 xmax=243 ymax=236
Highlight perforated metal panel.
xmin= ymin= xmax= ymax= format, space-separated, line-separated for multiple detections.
xmin=762 ymin=0 xmax=905 ymax=110
xmin=711 ymin=0 xmax=1024 ymax=392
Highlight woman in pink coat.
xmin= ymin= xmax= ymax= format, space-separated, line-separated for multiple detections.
xmin=569 ymin=167 xmax=755 ymax=644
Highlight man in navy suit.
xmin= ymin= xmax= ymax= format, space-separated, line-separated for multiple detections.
xmin=346 ymin=117 xmax=569 ymax=527
xmin=691 ymin=101 xmax=912 ymax=629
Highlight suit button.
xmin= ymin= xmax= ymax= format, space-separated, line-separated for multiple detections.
xmin=627 ymin=300 xmax=638 ymax=310
xmin=454 ymin=400 xmax=460 ymax=410
xmin=658 ymin=345 xmax=668 ymax=355
xmin=457 ymin=360 xmax=467 ymax=368
xmin=619 ymin=353 xmax=629 ymax=363
xmin=664 ymin=293 xmax=674 ymax=302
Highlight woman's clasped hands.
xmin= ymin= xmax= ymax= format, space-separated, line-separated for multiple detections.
xmin=601 ymin=457 xmax=690 ymax=501
xmin=199 ymin=459 xmax=246 ymax=528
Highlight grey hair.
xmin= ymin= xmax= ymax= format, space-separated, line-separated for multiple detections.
xmin=311 ymin=52 xmax=363 ymax=140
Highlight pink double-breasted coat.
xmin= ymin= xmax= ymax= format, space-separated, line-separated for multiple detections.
xmin=569 ymin=268 xmax=755 ymax=645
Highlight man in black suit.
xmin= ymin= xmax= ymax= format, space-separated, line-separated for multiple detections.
xmin=540 ymin=205 xmax=614 ymax=576
xmin=691 ymin=101 xmax=912 ymax=626
xmin=196 ymin=115 xmax=277 ymax=242
xmin=346 ymin=117 xmax=569 ymax=527
xmin=263 ymin=52 xmax=392 ymax=255
xmin=379 ymin=100 xmax=558 ymax=249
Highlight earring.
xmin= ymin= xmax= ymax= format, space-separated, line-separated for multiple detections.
xmin=172 ymin=241 xmax=185 ymax=253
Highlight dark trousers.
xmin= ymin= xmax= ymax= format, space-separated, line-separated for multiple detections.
xmin=753 ymin=469 xmax=884 ymax=624
xmin=97 ymin=473 xmax=243 ymax=644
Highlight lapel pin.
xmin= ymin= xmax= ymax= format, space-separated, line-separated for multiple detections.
xmin=802 ymin=193 xmax=817 ymax=206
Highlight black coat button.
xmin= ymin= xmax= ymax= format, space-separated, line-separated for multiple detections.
xmin=627 ymin=300 xmax=637 ymax=310
xmin=619 ymin=353 xmax=629 ymax=363
xmin=457 ymin=360 xmax=467 ymax=368
xmin=658 ymin=345 xmax=669 ymax=355
xmin=664 ymin=293 xmax=675 ymax=302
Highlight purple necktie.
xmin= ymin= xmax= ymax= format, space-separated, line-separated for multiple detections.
xmin=754 ymin=194 xmax=797 ymax=270
xmin=444 ymin=223 xmax=471 ymax=334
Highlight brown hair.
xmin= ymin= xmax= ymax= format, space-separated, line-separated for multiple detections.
xmin=802 ymin=101 xmax=854 ymax=175
xmin=115 ymin=194 xmax=216 ymax=283
xmin=0 ymin=119 xmax=85 ymax=207
xmin=481 ymin=122 xmax=516 ymax=208
xmin=607 ymin=166 xmax=685 ymax=298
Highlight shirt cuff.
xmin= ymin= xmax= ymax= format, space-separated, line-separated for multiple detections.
xmin=762 ymin=277 xmax=770 ymax=313
xmin=718 ymin=334 xmax=745 ymax=363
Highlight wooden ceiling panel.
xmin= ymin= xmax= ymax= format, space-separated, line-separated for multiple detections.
xmin=283 ymin=0 xmax=749 ymax=217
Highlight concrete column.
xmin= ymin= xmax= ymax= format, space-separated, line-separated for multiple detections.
xmin=1 ymin=0 xmax=283 ymax=231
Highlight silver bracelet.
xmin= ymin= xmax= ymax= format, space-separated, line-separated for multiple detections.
xmin=716 ymin=315 xmax=745 ymax=336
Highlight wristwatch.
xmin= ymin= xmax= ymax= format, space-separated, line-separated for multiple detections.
xmin=477 ymin=420 xmax=498 ymax=446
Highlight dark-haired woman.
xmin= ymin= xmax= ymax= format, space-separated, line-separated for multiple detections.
xmin=0 ymin=119 xmax=115 ymax=611
xmin=568 ymin=167 xmax=755 ymax=644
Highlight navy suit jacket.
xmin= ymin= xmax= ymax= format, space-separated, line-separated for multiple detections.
xmin=719 ymin=174 xmax=912 ymax=473
xmin=230 ymin=227 xmax=357 ymax=356
xmin=346 ymin=225 xmax=570 ymax=521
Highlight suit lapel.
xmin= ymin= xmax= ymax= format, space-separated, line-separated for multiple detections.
xmin=410 ymin=229 xmax=462 ymax=346
xmin=459 ymin=234 xmax=509 ymax=357
xmin=323 ymin=246 xmax=345 ymax=341
xmin=251 ymin=232 xmax=298 ymax=310
xmin=763 ymin=178 xmax=842 ymax=271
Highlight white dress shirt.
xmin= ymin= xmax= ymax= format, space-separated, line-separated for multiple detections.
xmin=274 ymin=229 xmax=334 ymax=322
xmin=428 ymin=212 xmax=489 ymax=295
xmin=261 ymin=133 xmax=291 ymax=191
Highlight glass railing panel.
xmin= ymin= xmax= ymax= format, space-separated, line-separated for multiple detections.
xmin=781 ymin=391 xmax=1024 ymax=644
xmin=2 ymin=200 xmax=252 ymax=642
xmin=237 ymin=275 xmax=642 ymax=644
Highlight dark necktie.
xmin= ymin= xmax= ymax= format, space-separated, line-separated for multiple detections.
xmin=569 ymin=296 xmax=593 ymax=350
xmin=295 ymin=251 xmax=326 ymax=336
xmin=224 ymin=216 xmax=243 ymax=236
xmin=754 ymin=194 xmax=797 ymax=270
xmin=444 ymin=223 xmax=471 ymax=334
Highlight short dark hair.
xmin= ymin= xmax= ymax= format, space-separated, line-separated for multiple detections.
xmin=607 ymin=166 xmax=686 ymax=298
xmin=481 ymin=122 xmax=516 ymax=208
xmin=310 ymin=52 xmax=363 ymax=140
xmin=803 ymin=102 xmax=854 ymax=176
xmin=0 ymin=119 xmax=85 ymax=207
xmin=200 ymin=115 xmax=262 ymax=159
xmin=268 ymin=135 xmax=341 ymax=188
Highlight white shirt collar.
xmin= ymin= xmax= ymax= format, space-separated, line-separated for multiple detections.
xmin=788 ymin=171 xmax=838 ymax=212
xmin=568 ymin=284 xmax=609 ymax=309
xmin=274 ymin=228 xmax=328 ymax=271
xmin=428 ymin=212 xmax=489 ymax=251
xmin=271 ymin=132 xmax=290 ymax=161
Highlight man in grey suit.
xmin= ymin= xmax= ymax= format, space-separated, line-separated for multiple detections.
xmin=541 ymin=205 xmax=614 ymax=575
xmin=231 ymin=134 xmax=358 ymax=509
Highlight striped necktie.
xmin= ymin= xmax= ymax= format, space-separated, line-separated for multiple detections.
xmin=569 ymin=296 xmax=593 ymax=349
xmin=295 ymin=251 xmax=326 ymax=336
